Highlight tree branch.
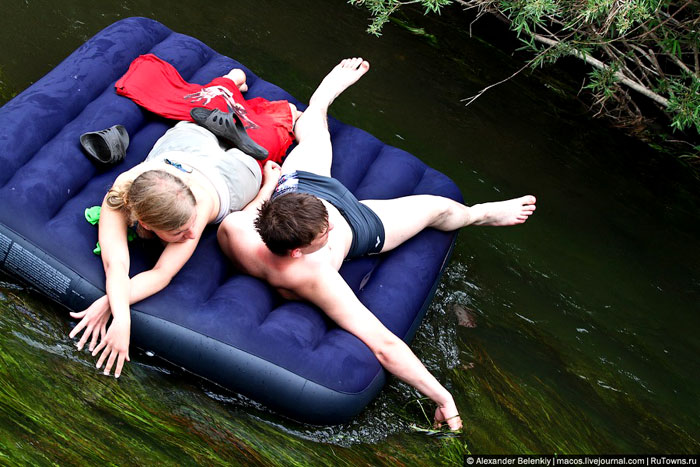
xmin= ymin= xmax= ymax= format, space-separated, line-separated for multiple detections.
xmin=532 ymin=34 xmax=670 ymax=107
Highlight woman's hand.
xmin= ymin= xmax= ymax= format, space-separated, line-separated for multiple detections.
xmin=92 ymin=317 xmax=131 ymax=378
xmin=69 ymin=296 xmax=111 ymax=352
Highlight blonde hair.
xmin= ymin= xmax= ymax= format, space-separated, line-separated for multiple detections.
xmin=106 ymin=170 xmax=196 ymax=234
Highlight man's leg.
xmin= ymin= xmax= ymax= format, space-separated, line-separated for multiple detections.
xmin=223 ymin=69 xmax=302 ymax=126
xmin=361 ymin=194 xmax=537 ymax=252
xmin=281 ymin=57 xmax=370 ymax=178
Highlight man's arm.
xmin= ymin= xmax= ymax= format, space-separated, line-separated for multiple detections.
xmin=242 ymin=161 xmax=281 ymax=214
xmin=295 ymin=266 xmax=463 ymax=430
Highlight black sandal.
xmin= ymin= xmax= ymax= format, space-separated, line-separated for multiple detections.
xmin=79 ymin=124 xmax=129 ymax=166
xmin=190 ymin=107 xmax=268 ymax=160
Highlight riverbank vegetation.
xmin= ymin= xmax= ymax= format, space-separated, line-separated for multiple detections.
xmin=350 ymin=0 xmax=700 ymax=169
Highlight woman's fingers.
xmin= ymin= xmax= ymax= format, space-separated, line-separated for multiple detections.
xmin=69 ymin=309 xmax=87 ymax=319
xmin=69 ymin=316 xmax=89 ymax=339
xmin=114 ymin=353 xmax=128 ymax=378
xmin=92 ymin=339 xmax=107 ymax=358
xmin=75 ymin=325 xmax=93 ymax=350
xmin=89 ymin=326 xmax=101 ymax=352
xmin=103 ymin=350 xmax=118 ymax=376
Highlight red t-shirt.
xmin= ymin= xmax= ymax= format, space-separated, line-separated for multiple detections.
xmin=115 ymin=54 xmax=294 ymax=165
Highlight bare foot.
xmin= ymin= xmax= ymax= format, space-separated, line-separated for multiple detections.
xmin=470 ymin=195 xmax=537 ymax=226
xmin=309 ymin=57 xmax=370 ymax=108
xmin=224 ymin=68 xmax=248 ymax=92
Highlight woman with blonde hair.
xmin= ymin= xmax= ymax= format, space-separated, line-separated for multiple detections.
xmin=69 ymin=65 xmax=299 ymax=378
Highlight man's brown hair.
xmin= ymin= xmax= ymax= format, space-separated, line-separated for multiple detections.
xmin=255 ymin=193 xmax=328 ymax=255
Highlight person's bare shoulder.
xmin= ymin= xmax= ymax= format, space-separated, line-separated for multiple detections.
xmin=223 ymin=209 xmax=255 ymax=229
xmin=218 ymin=211 xmax=266 ymax=272
xmin=220 ymin=212 xmax=256 ymax=249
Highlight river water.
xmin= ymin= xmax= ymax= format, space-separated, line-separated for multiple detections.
xmin=1 ymin=0 xmax=698 ymax=463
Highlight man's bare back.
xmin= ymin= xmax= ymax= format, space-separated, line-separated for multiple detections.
xmin=218 ymin=205 xmax=345 ymax=299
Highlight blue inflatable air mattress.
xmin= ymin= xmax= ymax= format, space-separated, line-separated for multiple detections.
xmin=0 ymin=17 xmax=462 ymax=424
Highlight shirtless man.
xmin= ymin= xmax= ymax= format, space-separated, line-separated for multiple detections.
xmin=217 ymin=57 xmax=537 ymax=430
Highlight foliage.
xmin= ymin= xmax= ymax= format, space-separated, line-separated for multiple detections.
xmin=349 ymin=0 xmax=700 ymax=159
xmin=351 ymin=0 xmax=453 ymax=35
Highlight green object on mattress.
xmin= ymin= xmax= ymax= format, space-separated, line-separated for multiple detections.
xmin=84 ymin=206 xmax=135 ymax=255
